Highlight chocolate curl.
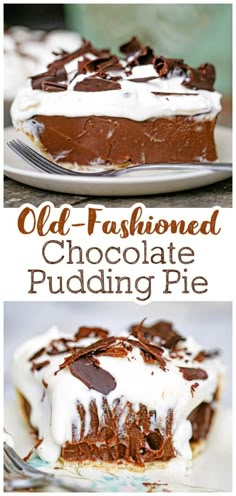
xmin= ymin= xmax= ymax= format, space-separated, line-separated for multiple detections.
xmin=47 ymin=40 xmax=92 ymax=70
xmin=99 ymin=345 xmax=128 ymax=358
xmin=77 ymin=56 xmax=91 ymax=74
xmin=85 ymin=55 xmax=123 ymax=74
xmin=152 ymin=91 xmax=197 ymax=96
xmin=194 ymin=349 xmax=220 ymax=362
xmin=127 ymin=338 xmax=166 ymax=370
xmin=28 ymin=347 xmax=46 ymax=361
xmin=46 ymin=338 xmax=79 ymax=356
xmin=31 ymin=66 xmax=67 ymax=90
xmin=56 ymin=334 xmax=166 ymax=377
xmin=126 ymin=46 xmax=154 ymax=67
xmin=74 ymin=77 xmax=121 ymax=92
xmin=179 ymin=367 xmax=208 ymax=381
xmin=120 ymin=37 xmax=154 ymax=66
xmin=31 ymin=360 xmax=50 ymax=372
xmin=135 ymin=46 xmax=154 ymax=65
xmin=129 ymin=76 xmax=158 ymax=83
xmin=42 ymin=82 xmax=67 ymax=92
xmin=75 ymin=326 xmax=109 ymax=340
xmin=42 ymin=379 xmax=48 ymax=389
xmin=57 ymin=337 xmax=117 ymax=373
xmin=154 ymin=56 xmax=186 ymax=77
xmin=77 ymin=55 xmax=122 ymax=76
xmin=52 ymin=48 xmax=68 ymax=56
xmin=130 ymin=320 xmax=185 ymax=350
xmin=182 ymin=63 xmax=216 ymax=91
xmin=47 ymin=39 xmax=111 ymax=71
xmin=31 ymin=70 xmax=55 ymax=90
xmin=120 ymin=36 xmax=142 ymax=56
xmin=190 ymin=383 xmax=199 ymax=397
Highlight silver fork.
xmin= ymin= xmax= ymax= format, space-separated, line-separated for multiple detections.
xmin=7 ymin=139 xmax=232 ymax=176
xmin=4 ymin=442 xmax=92 ymax=492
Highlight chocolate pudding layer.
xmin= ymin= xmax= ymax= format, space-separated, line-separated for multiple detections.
xmin=27 ymin=114 xmax=218 ymax=166
xmin=62 ymin=400 xmax=175 ymax=465
xmin=61 ymin=399 xmax=215 ymax=465
xmin=20 ymin=392 xmax=215 ymax=466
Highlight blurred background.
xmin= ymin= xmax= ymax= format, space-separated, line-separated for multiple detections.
xmin=4 ymin=301 xmax=232 ymax=406
xmin=4 ymin=3 xmax=232 ymax=127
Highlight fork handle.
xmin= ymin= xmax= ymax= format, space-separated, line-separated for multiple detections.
xmin=114 ymin=163 xmax=232 ymax=175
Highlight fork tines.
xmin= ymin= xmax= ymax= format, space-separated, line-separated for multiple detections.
xmin=7 ymin=139 xmax=113 ymax=176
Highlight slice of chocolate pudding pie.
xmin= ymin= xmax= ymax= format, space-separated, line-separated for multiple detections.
xmin=11 ymin=37 xmax=221 ymax=170
xmin=12 ymin=321 xmax=223 ymax=468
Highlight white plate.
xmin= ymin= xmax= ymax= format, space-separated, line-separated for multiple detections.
xmin=4 ymin=400 xmax=232 ymax=492
xmin=4 ymin=126 xmax=232 ymax=197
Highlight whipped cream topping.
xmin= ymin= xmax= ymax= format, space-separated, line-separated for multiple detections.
xmin=4 ymin=27 xmax=82 ymax=100
xmin=12 ymin=325 xmax=223 ymax=464
xmin=11 ymin=60 xmax=222 ymax=127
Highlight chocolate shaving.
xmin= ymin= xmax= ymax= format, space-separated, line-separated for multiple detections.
xmin=127 ymin=338 xmax=166 ymax=370
xmin=56 ymin=336 xmax=117 ymax=373
xmin=47 ymin=41 xmax=92 ymax=70
xmin=205 ymin=349 xmax=220 ymax=359
xmin=52 ymin=49 xmax=68 ymax=56
xmin=56 ymin=334 xmax=166 ymax=375
xmin=69 ymin=356 xmax=116 ymax=395
xmin=75 ymin=326 xmax=109 ymax=340
xmin=29 ymin=37 xmax=216 ymax=95
xmin=129 ymin=76 xmax=158 ymax=83
xmin=28 ymin=347 xmax=46 ymax=361
xmin=120 ymin=37 xmax=142 ymax=56
xmin=31 ymin=70 xmax=55 ymax=90
xmin=85 ymin=55 xmax=122 ymax=74
xmin=42 ymin=82 xmax=67 ymax=92
xmin=99 ymin=345 xmax=128 ymax=358
xmin=31 ymin=66 xmax=67 ymax=90
xmin=77 ymin=56 xmax=91 ymax=74
xmin=89 ymin=355 xmax=100 ymax=367
xmin=74 ymin=70 xmax=122 ymax=83
xmin=130 ymin=320 xmax=185 ymax=349
xmin=42 ymin=379 xmax=48 ymax=389
xmin=152 ymin=91 xmax=197 ymax=96
xmin=190 ymin=382 xmax=199 ymax=397
xmin=194 ymin=349 xmax=220 ymax=362
xmin=46 ymin=338 xmax=78 ymax=356
xmin=179 ymin=367 xmax=208 ymax=381
xmin=23 ymin=438 xmax=43 ymax=462
xmin=74 ymin=77 xmax=121 ymax=92
xmin=154 ymin=56 xmax=186 ymax=77
xmin=132 ymin=46 xmax=154 ymax=66
xmin=194 ymin=351 xmax=205 ymax=362
xmin=182 ymin=63 xmax=215 ymax=91
xmin=47 ymin=40 xmax=110 ymax=71
xmin=31 ymin=360 xmax=50 ymax=372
